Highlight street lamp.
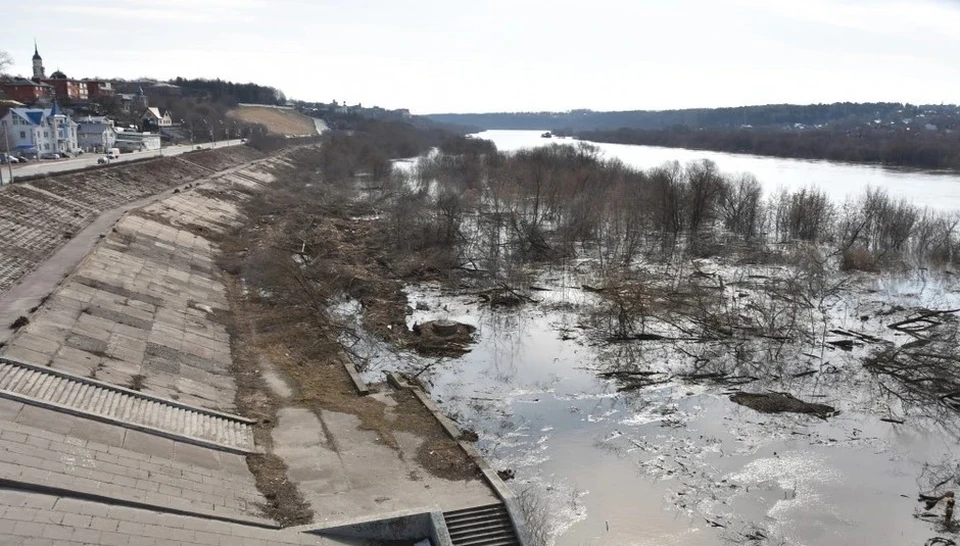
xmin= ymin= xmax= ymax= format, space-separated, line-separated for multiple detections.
xmin=1 ymin=127 xmax=13 ymax=185
xmin=181 ymin=119 xmax=193 ymax=144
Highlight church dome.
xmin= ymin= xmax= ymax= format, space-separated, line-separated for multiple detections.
xmin=50 ymin=70 xmax=67 ymax=79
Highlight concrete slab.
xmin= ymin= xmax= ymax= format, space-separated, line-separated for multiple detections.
xmin=272 ymin=405 xmax=498 ymax=525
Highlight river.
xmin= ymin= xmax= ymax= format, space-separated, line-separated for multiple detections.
xmin=475 ymin=130 xmax=960 ymax=211
xmin=368 ymin=131 xmax=960 ymax=546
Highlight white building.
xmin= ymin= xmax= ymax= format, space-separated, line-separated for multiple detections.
xmin=77 ymin=121 xmax=117 ymax=152
xmin=114 ymin=130 xmax=160 ymax=152
xmin=141 ymin=107 xmax=173 ymax=130
xmin=0 ymin=103 xmax=79 ymax=156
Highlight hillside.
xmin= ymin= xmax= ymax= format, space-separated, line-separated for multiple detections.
xmin=228 ymin=105 xmax=317 ymax=136
xmin=428 ymin=103 xmax=960 ymax=132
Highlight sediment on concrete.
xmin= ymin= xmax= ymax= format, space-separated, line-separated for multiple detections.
xmin=387 ymin=372 xmax=532 ymax=546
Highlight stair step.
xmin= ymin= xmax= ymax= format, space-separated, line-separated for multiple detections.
xmin=443 ymin=503 xmax=521 ymax=546
xmin=446 ymin=511 xmax=510 ymax=526
xmin=448 ymin=521 xmax=513 ymax=536
xmin=0 ymin=357 xmax=256 ymax=454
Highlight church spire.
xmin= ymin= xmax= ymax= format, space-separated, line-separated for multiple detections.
xmin=32 ymin=40 xmax=45 ymax=79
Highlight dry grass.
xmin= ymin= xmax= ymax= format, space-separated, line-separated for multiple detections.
xmin=224 ymin=277 xmax=314 ymax=527
xmin=215 ymin=157 xmax=483 ymax=485
xmin=229 ymin=106 xmax=317 ymax=136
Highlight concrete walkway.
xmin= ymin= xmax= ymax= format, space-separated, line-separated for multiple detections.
xmin=262 ymin=357 xmax=498 ymax=526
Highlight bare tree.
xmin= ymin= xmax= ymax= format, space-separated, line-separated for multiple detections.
xmin=0 ymin=50 xmax=12 ymax=76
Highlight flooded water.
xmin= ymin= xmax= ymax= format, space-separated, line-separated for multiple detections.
xmin=475 ymin=130 xmax=960 ymax=211
xmin=344 ymin=269 xmax=960 ymax=546
xmin=356 ymin=133 xmax=960 ymax=545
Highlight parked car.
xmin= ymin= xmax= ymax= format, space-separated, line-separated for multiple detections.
xmin=104 ymin=148 xmax=120 ymax=159
xmin=39 ymin=153 xmax=61 ymax=160
xmin=0 ymin=154 xmax=19 ymax=164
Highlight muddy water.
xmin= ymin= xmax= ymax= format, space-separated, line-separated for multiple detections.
xmin=475 ymin=130 xmax=960 ymax=211
xmin=340 ymin=266 xmax=960 ymax=546
xmin=369 ymin=133 xmax=960 ymax=544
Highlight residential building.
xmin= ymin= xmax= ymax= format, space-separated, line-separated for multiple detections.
xmin=141 ymin=107 xmax=173 ymax=130
xmin=114 ymin=129 xmax=160 ymax=152
xmin=117 ymin=93 xmax=135 ymax=112
xmin=0 ymin=78 xmax=53 ymax=104
xmin=149 ymin=82 xmax=181 ymax=96
xmin=76 ymin=117 xmax=117 ymax=152
xmin=82 ymin=79 xmax=114 ymax=99
xmin=44 ymin=71 xmax=88 ymax=102
xmin=0 ymin=102 xmax=79 ymax=156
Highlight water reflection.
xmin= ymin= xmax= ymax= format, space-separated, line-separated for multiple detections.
xmin=347 ymin=271 xmax=960 ymax=545
xmin=476 ymin=130 xmax=960 ymax=211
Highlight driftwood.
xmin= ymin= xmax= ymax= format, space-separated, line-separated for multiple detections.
xmin=826 ymin=339 xmax=859 ymax=351
xmin=730 ymin=391 xmax=837 ymax=418
xmin=888 ymin=308 xmax=960 ymax=334
xmin=598 ymin=370 xmax=661 ymax=378
xmin=478 ymin=283 xmax=537 ymax=307
xmin=829 ymin=328 xmax=886 ymax=344
xmin=606 ymin=333 xmax=670 ymax=342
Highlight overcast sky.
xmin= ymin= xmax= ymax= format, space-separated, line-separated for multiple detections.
xmin=4 ymin=0 xmax=960 ymax=114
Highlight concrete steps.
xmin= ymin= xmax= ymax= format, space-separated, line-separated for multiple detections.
xmin=0 ymin=356 xmax=256 ymax=453
xmin=444 ymin=503 xmax=521 ymax=546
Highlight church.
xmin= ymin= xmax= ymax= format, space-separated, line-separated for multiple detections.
xmin=0 ymin=42 xmax=114 ymax=104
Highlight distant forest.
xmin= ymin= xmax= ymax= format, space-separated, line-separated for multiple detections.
xmin=169 ymin=77 xmax=286 ymax=106
xmin=428 ymin=103 xmax=934 ymax=131
xmin=430 ymin=102 xmax=960 ymax=170
xmin=578 ymin=126 xmax=960 ymax=170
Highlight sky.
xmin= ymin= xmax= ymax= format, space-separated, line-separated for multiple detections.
xmin=4 ymin=0 xmax=960 ymax=114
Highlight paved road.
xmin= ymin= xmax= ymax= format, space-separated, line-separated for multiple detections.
xmin=0 ymin=140 xmax=245 ymax=183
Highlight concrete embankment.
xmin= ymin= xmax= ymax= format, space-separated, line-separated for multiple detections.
xmin=0 ymin=146 xmax=267 ymax=298
xmin=0 ymin=143 xmax=526 ymax=545
xmin=0 ymin=149 xmax=330 ymax=545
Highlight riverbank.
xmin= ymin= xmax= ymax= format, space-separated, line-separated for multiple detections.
xmin=0 ymin=139 xmax=527 ymax=545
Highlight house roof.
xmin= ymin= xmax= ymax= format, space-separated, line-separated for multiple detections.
xmin=143 ymin=107 xmax=170 ymax=119
xmin=7 ymin=107 xmax=74 ymax=126
xmin=2 ymin=78 xmax=53 ymax=88
xmin=77 ymin=123 xmax=114 ymax=134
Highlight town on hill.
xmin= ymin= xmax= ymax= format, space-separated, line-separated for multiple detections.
xmin=0 ymin=43 xmax=295 ymax=164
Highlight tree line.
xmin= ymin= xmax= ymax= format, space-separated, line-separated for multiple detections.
xmin=169 ymin=77 xmax=286 ymax=106
xmin=428 ymin=102 xmax=943 ymax=131
xmin=577 ymin=126 xmax=960 ymax=170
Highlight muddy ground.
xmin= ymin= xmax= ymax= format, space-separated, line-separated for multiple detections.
xmin=212 ymin=152 xmax=488 ymax=524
